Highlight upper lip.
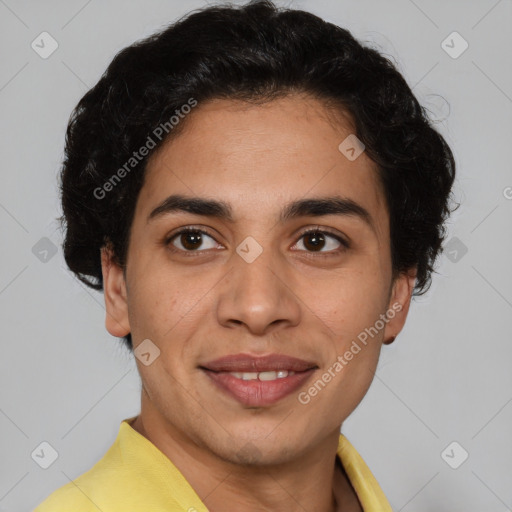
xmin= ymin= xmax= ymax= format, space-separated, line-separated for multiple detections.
xmin=200 ymin=353 xmax=318 ymax=373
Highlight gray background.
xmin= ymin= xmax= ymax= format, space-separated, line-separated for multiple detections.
xmin=1 ymin=0 xmax=511 ymax=511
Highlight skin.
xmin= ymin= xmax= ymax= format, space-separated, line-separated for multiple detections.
xmin=101 ymin=94 xmax=416 ymax=512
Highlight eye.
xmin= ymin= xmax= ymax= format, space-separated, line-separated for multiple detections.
xmin=292 ymin=228 xmax=348 ymax=254
xmin=166 ymin=227 xmax=221 ymax=253
xmin=165 ymin=226 xmax=349 ymax=256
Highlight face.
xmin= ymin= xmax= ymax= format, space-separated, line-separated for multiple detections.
xmin=102 ymin=94 xmax=415 ymax=465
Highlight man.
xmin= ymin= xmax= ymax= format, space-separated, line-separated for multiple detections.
xmin=34 ymin=1 xmax=455 ymax=510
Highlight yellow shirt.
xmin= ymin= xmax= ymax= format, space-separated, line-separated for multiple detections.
xmin=34 ymin=417 xmax=392 ymax=511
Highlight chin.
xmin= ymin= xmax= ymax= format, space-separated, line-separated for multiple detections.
xmin=220 ymin=442 xmax=295 ymax=467
xmin=206 ymin=426 xmax=307 ymax=467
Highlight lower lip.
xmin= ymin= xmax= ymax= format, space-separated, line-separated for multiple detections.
xmin=202 ymin=369 xmax=316 ymax=407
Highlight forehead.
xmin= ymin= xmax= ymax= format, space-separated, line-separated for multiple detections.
xmin=139 ymin=95 xmax=388 ymax=230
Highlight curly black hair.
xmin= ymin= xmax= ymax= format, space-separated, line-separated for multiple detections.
xmin=59 ymin=0 xmax=456 ymax=351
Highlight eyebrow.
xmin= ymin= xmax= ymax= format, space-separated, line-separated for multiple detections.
xmin=147 ymin=194 xmax=374 ymax=230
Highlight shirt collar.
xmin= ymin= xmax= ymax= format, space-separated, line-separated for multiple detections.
xmin=336 ymin=432 xmax=393 ymax=511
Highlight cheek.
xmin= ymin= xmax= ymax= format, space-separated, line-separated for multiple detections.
xmin=305 ymin=267 xmax=389 ymax=338
xmin=126 ymin=268 xmax=211 ymax=369
xmin=126 ymin=273 xmax=179 ymax=343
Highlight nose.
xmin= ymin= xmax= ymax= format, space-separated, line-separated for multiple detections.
xmin=215 ymin=246 xmax=301 ymax=336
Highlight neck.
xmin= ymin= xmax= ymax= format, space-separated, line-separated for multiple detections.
xmin=130 ymin=401 xmax=362 ymax=512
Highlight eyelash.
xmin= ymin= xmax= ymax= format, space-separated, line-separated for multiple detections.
xmin=164 ymin=225 xmax=349 ymax=258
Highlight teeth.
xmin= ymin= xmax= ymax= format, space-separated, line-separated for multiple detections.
xmin=241 ymin=372 xmax=258 ymax=380
xmin=229 ymin=370 xmax=296 ymax=381
xmin=258 ymin=371 xmax=278 ymax=381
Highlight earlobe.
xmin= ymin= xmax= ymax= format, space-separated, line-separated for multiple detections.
xmin=100 ymin=244 xmax=131 ymax=338
xmin=383 ymin=268 xmax=416 ymax=344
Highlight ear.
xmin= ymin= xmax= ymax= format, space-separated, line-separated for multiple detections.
xmin=382 ymin=268 xmax=416 ymax=345
xmin=100 ymin=244 xmax=131 ymax=338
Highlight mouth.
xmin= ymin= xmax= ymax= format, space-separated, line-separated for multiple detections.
xmin=199 ymin=353 xmax=318 ymax=407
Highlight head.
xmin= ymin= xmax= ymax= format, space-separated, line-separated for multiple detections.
xmin=59 ymin=1 xmax=455 ymax=464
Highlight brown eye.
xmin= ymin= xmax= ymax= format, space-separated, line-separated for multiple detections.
xmin=293 ymin=229 xmax=348 ymax=254
xmin=302 ymin=231 xmax=326 ymax=251
xmin=167 ymin=228 xmax=219 ymax=252
xmin=179 ymin=231 xmax=203 ymax=250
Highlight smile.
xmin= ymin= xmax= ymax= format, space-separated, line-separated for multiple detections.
xmin=202 ymin=367 xmax=316 ymax=407
xmin=228 ymin=370 xmax=295 ymax=380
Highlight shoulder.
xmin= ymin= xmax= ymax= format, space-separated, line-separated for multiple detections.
xmin=33 ymin=430 xmax=128 ymax=511
xmin=33 ymin=456 xmax=134 ymax=511
xmin=33 ymin=480 xmax=98 ymax=511
xmin=32 ymin=419 xmax=206 ymax=512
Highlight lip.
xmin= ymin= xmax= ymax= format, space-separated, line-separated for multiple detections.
xmin=201 ymin=353 xmax=318 ymax=373
xmin=200 ymin=353 xmax=318 ymax=407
